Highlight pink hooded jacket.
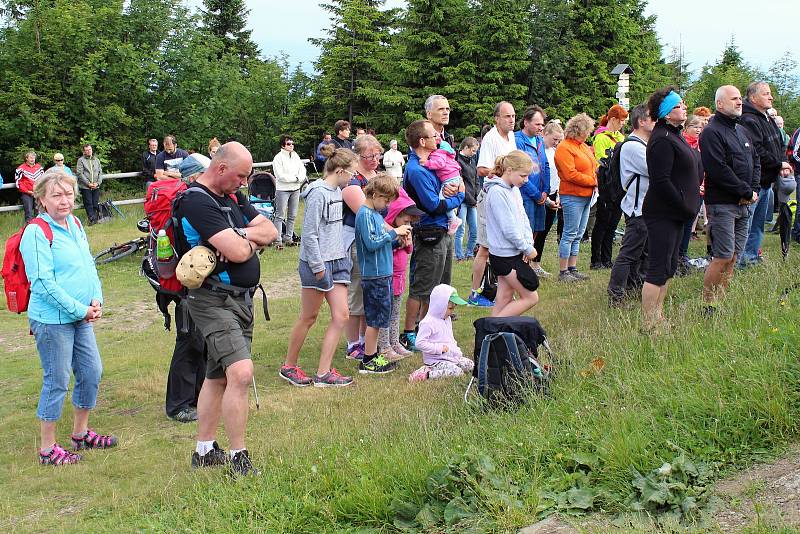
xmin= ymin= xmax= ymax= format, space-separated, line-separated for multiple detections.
xmin=423 ymin=147 xmax=462 ymax=182
xmin=385 ymin=188 xmax=415 ymax=296
xmin=415 ymin=284 xmax=464 ymax=366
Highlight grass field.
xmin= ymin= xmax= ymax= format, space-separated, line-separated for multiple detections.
xmin=0 ymin=203 xmax=798 ymax=533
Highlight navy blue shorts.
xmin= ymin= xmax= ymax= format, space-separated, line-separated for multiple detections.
xmin=361 ymin=276 xmax=392 ymax=329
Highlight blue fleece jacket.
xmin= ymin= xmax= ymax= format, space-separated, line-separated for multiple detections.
xmin=20 ymin=213 xmax=103 ymax=324
xmin=514 ymin=130 xmax=550 ymax=201
xmin=403 ymin=151 xmax=464 ymax=229
xmin=355 ymin=205 xmax=397 ymax=279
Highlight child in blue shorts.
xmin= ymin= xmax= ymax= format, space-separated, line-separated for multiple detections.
xmin=355 ymin=173 xmax=412 ymax=374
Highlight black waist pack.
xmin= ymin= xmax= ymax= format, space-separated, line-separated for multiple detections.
xmin=414 ymin=225 xmax=446 ymax=247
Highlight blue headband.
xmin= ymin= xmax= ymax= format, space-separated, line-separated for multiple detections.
xmin=658 ymin=91 xmax=682 ymax=119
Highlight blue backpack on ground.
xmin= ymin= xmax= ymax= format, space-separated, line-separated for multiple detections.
xmin=466 ymin=316 xmax=552 ymax=407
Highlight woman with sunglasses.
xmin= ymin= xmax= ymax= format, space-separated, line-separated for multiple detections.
xmin=272 ymin=134 xmax=307 ymax=250
xmin=641 ymin=87 xmax=701 ymax=332
xmin=340 ymin=134 xmax=385 ymax=360
xmin=50 ymin=153 xmax=74 ymax=176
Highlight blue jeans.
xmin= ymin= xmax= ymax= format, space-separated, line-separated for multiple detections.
xmin=741 ymin=186 xmax=771 ymax=263
xmin=30 ymin=319 xmax=103 ymax=421
xmin=454 ymin=203 xmax=477 ymax=259
xmin=559 ymin=195 xmax=592 ymax=258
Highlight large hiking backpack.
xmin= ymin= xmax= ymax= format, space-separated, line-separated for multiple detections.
xmin=466 ymin=316 xmax=552 ymax=407
xmin=596 ymin=137 xmax=646 ymax=205
xmin=3 ymin=216 xmax=82 ymax=313
xmin=143 ymin=179 xmax=186 ymax=297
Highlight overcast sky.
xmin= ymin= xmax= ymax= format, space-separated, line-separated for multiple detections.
xmin=190 ymin=0 xmax=797 ymax=77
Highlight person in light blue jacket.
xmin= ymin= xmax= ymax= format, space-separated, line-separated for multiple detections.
xmin=20 ymin=170 xmax=117 ymax=466
xmin=484 ymin=150 xmax=540 ymax=318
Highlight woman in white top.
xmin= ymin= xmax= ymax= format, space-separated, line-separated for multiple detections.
xmin=382 ymin=139 xmax=405 ymax=180
xmin=272 ymin=134 xmax=307 ymax=249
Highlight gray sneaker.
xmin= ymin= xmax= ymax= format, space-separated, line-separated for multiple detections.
xmin=558 ymin=271 xmax=578 ymax=282
xmin=568 ymin=269 xmax=590 ymax=281
xmin=533 ymin=266 xmax=551 ymax=278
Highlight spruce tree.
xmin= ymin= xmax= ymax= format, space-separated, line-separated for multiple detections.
xmin=201 ymin=0 xmax=259 ymax=61
xmin=308 ymin=0 xmax=398 ymax=132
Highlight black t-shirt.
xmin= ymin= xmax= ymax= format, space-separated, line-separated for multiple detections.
xmin=175 ymin=183 xmax=261 ymax=288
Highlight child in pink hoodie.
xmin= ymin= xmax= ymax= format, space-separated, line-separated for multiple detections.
xmin=378 ymin=188 xmax=424 ymax=360
xmin=408 ymin=284 xmax=474 ymax=382
xmin=422 ymin=139 xmax=463 ymax=235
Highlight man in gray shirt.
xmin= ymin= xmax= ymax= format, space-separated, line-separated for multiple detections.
xmin=607 ymin=105 xmax=655 ymax=306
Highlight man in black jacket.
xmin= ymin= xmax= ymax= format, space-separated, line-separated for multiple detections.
xmin=700 ymin=85 xmax=760 ymax=307
xmin=738 ymin=81 xmax=793 ymax=265
xmin=142 ymin=138 xmax=158 ymax=188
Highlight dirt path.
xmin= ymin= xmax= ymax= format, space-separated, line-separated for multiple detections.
xmin=712 ymin=447 xmax=800 ymax=532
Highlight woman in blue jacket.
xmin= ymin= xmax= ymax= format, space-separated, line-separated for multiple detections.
xmin=20 ymin=170 xmax=117 ymax=466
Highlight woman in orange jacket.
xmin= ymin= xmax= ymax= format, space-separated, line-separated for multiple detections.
xmin=554 ymin=113 xmax=598 ymax=282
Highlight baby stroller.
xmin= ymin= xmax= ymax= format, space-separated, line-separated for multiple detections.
xmin=248 ymin=172 xmax=276 ymax=220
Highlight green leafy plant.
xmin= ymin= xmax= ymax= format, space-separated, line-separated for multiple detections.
xmin=538 ymin=451 xmax=604 ymax=517
xmin=391 ymin=453 xmax=523 ymax=532
xmin=626 ymin=452 xmax=717 ymax=524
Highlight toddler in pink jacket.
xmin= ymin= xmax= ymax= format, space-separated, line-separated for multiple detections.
xmin=422 ymin=140 xmax=463 ymax=235
xmin=408 ymin=284 xmax=474 ymax=382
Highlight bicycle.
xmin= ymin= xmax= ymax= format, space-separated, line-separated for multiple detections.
xmin=93 ymin=219 xmax=150 ymax=264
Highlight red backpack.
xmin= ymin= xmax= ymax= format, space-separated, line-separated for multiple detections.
xmin=143 ymin=178 xmax=186 ymax=296
xmin=2 ymin=216 xmax=82 ymax=313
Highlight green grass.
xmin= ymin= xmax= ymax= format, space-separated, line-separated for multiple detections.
xmin=1 ymin=204 xmax=799 ymax=533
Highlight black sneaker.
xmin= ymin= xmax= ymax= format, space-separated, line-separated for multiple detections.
xmin=191 ymin=441 xmax=228 ymax=469
xmin=229 ymin=449 xmax=259 ymax=477
xmin=170 ymin=408 xmax=198 ymax=423
xmin=358 ymin=354 xmax=397 ymax=374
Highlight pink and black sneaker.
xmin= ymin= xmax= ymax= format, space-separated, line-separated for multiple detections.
xmin=71 ymin=429 xmax=118 ymax=450
xmin=40 ymin=444 xmax=82 ymax=466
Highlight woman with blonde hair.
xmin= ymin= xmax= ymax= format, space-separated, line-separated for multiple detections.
xmin=554 ymin=113 xmax=597 ymax=282
xmin=208 ymin=138 xmax=221 ymax=158
xmin=483 ymin=150 xmax=540 ymax=317
xmin=20 ymin=170 xmax=117 ymax=465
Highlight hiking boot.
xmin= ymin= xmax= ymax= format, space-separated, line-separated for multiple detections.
xmin=71 ymin=429 xmax=118 ymax=450
xmin=229 ymin=449 xmax=259 ymax=477
xmin=191 ymin=441 xmax=228 ymax=469
xmin=345 ymin=343 xmax=365 ymax=361
xmin=170 ymin=408 xmax=198 ymax=423
xmin=40 ymin=444 xmax=81 ymax=466
xmin=358 ymin=354 xmax=397 ymax=374
xmin=558 ymin=271 xmax=578 ymax=282
xmin=399 ymin=332 xmax=417 ymax=352
xmin=279 ymin=365 xmax=313 ymax=387
xmin=408 ymin=366 xmax=430 ymax=383
xmin=568 ymin=270 xmax=590 ymax=281
xmin=313 ymin=368 xmax=353 ymax=388
xmin=589 ymin=262 xmax=605 ymax=270
xmin=467 ymin=291 xmax=493 ymax=307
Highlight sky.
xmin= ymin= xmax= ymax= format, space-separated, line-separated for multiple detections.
xmin=190 ymin=0 xmax=797 ymax=77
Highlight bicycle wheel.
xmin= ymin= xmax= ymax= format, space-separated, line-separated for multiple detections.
xmin=94 ymin=239 xmax=143 ymax=264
